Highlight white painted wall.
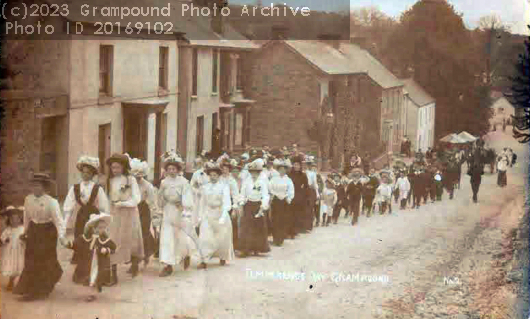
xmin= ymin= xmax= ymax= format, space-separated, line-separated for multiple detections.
xmin=185 ymin=47 xmax=222 ymax=163
xmin=67 ymin=37 xmax=178 ymax=186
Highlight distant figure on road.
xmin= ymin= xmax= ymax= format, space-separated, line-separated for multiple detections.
xmin=467 ymin=163 xmax=484 ymax=203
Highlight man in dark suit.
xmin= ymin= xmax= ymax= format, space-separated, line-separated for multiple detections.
xmin=347 ymin=168 xmax=363 ymax=226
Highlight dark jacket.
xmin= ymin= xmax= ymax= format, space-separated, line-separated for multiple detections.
xmin=289 ymin=171 xmax=309 ymax=204
xmin=347 ymin=180 xmax=363 ymax=202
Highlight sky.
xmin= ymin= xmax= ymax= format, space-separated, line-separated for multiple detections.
xmin=229 ymin=0 xmax=530 ymax=35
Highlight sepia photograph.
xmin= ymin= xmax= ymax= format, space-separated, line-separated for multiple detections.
xmin=0 ymin=0 xmax=529 ymax=318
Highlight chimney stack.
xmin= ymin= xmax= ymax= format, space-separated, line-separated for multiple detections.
xmin=210 ymin=0 xmax=227 ymax=35
xmin=317 ymin=34 xmax=341 ymax=50
xmin=271 ymin=25 xmax=288 ymax=40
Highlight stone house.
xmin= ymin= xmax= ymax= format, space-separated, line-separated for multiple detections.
xmin=401 ymin=78 xmax=436 ymax=152
xmin=247 ymin=36 xmax=403 ymax=169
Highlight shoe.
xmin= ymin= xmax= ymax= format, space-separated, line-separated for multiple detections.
xmin=220 ymin=260 xmax=226 ymax=266
xmin=97 ymin=285 xmax=102 ymax=293
xmin=315 ymin=222 xmax=320 ymax=227
xmin=108 ymin=265 xmax=118 ymax=286
xmin=6 ymin=280 xmax=14 ymax=292
xmin=198 ymin=262 xmax=207 ymax=270
xmin=183 ymin=256 xmax=191 ymax=270
xmin=159 ymin=265 xmax=173 ymax=277
xmin=85 ymin=295 xmax=97 ymax=302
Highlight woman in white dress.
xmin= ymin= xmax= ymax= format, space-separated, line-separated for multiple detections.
xmin=63 ymin=156 xmax=109 ymax=264
xmin=269 ymin=159 xmax=294 ymax=246
xmin=105 ymin=153 xmax=143 ymax=283
xmin=197 ymin=161 xmax=234 ymax=269
xmin=219 ymin=159 xmax=241 ymax=251
xmin=158 ymin=152 xmax=199 ymax=277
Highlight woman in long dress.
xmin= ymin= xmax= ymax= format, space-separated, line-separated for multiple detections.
xmin=197 ymin=161 xmax=234 ymax=269
xmin=219 ymin=159 xmax=241 ymax=251
xmin=14 ymin=173 xmax=67 ymax=301
xmin=497 ymin=154 xmax=509 ymax=187
xmin=105 ymin=153 xmax=144 ymax=283
xmin=238 ymin=159 xmax=271 ymax=256
xmin=269 ymin=159 xmax=294 ymax=246
xmin=63 ymin=156 xmax=109 ymax=264
xmin=158 ymin=152 xmax=199 ymax=276
xmin=130 ymin=159 xmax=159 ymax=267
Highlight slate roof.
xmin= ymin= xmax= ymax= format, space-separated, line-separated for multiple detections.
xmin=401 ymin=78 xmax=435 ymax=107
xmin=276 ymin=40 xmax=403 ymax=89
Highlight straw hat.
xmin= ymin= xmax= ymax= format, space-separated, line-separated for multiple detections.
xmin=84 ymin=213 xmax=112 ymax=233
xmin=204 ymin=161 xmax=222 ymax=175
xmin=247 ymin=159 xmax=264 ymax=171
xmin=31 ymin=172 xmax=54 ymax=185
xmin=130 ymin=158 xmax=146 ymax=177
xmin=106 ymin=153 xmax=131 ymax=170
xmin=1 ymin=206 xmax=24 ymax=216
xmin=76 ymin=156 xmax=100 ymax=173
xmin=161 ymin=150 xmax=184 ymax=170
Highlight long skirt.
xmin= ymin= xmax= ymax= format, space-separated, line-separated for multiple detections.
xmin=497 ymin=171 xmax=507 ymax=187
xmin=304 ymin=191 xmax=317 ymax=230
xmin=109 ymin=205 xmax=144 ymax=265
xmin=292 ymin=199 xmax=306 ymax=235
xmin=238 ymin=202 xmax=270 ymax=253
xmin=138 ymin=201 xmax=156 ymax=260
xmin=271 ymin=198 xmax=289 ymax=245
xmin=230 ymin=209 xmax=240 ymax=250
xmin=160 ymin=204 xmax=200 ymax=266
xmin=198 ymin=208 xmax=235 ymax=262
xmin=72 ymin=205 xmax=100 ymax=264
xmin=14 ymin=221 xmax=63 ymax=297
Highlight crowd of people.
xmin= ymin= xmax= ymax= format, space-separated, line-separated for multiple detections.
xmin=0 ymin=141 xmax=517 ymax=303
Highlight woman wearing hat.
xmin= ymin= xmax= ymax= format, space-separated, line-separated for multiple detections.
xmin=219 ymin=159 xmax=241 ymax=251
xmin=288 ymin=155 xmax=309 ymax=238
xmin=238 ymin=159 xmax=271 ymax=256
xmin=197 ymin=161 xmax=234 ymax=268
xmin=158 ymin=152 xmax=198 ymax=277
xmin=63 ymin=156 xmax=109 ymax=265
xmin=105 ymin=153 xmax=144 ymax=283
xmin=1 ymin=206 xmax=25 ymax=291
xmin=268 ymin=159 xmax=294 ymax=246
xmin=130 ymin=159 xmax=159 ymax=268
xmin=14 ymin=173 xmax=67 ymax=301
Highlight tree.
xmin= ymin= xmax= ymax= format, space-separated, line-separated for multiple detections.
xmin=509 ymin=25 xmax=530 ymax=143
xmin=384 ymin=0 xmax=491 ymax=137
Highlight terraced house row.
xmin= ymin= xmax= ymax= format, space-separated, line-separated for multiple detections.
xmin=1 ymin=0 xmax=435 ymax=204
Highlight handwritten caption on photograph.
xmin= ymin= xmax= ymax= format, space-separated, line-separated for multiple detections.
xmin=246 ymin=268 xmax=390 ymax=284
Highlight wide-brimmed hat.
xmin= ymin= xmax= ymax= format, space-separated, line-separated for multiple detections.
xmin=248 ymin=158 xmax=264 ymax=171
xmin=351 ymin=167 xmax=363 ymax=175
xmin=130 ymin=158 xmax=147 ymax=177
xmin=84 ymin=213 xmax=112 ymax=233
xmin=106 ymin=153 xmax=131 ymax=170
xmin=76 ymin=156 xmax=100 ymax=173
xmin=1 ymin=206 xmax=24 ymax=216
xmin=204 ymin=161 xmax=222 ymax=175
xmin=161 ymin=150 xmax=184 ymax=170
xmin=31 ymin=172 xmax=54 ymax=185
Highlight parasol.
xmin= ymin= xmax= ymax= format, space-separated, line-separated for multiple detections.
xmin=457 ymin=131 xmax=478 ymax=143
xmin=439 ymin=133 xmax=466 ymax=144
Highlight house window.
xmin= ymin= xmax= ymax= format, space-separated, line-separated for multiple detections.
xmin=212 ymin=49 xmax=218 ymax=93
xmin=99 ymin=45 xmax=113 ymax=95
xmin=192 ymin=48 xmax=198 ymax=96
xmin=159 ymin=46 xmax=169 ymax=90
xmin=236 ymin=56 xmax=243 ymax=90
xmin=196 ymin=115 xmax=204 ymax=155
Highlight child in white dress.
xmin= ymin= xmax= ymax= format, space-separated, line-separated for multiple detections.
xmin=319 ymin=179 xmax=338 ymax=227
xmin=0 ymin=206 xmax=25 ymax=291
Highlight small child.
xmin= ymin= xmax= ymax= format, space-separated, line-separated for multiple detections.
xmin=376 ymin=173 xmax=394 ymax=214
xmin=67 ymin=213 xmax=116 ymax=302
xmin=319 ymin=178 xmax=338 ymax=226
xmin=434 ymin=170 xmax=443 ymax=201
xmin=0 ymin=206 xmax=25 ymax=291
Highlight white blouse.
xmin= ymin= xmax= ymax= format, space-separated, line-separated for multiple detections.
xmin=190 ymin=169 xmax=209 ymax=190
xmin=306 ymin=170 xmax=320 ymax=197
xmin=24 ymin=194 xmax=66 ymax=238
xmin=240 ymin=177 xmax=270 ymax=211
xmin=108 ymin=175 xmax=141 ymax=207
xmin=200 ymin=182 xmax=231 ymax=216
xmin=158 ymin=176 xmax=194 ymax=210
xmin=269 ymin=175 xmax=295 ymax=203
xmin=321 ymin=187 xmax=338 ymax=207
xmin=220 ymin=175 xmax=240 ymax=209
xmin=63 ymin=180 xmax=109 ymax=226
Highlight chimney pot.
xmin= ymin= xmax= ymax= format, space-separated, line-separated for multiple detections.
xmin=350 ymin=36 xmax=367 ymax=50
xmin=271 ymin=25 xmax=288 ymax=40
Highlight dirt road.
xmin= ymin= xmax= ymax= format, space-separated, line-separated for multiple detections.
xmin=2 ymin=130 xmax=527 ymax=319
